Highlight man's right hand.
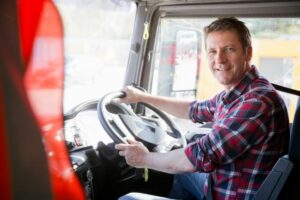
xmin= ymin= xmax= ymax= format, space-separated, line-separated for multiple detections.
xmin=113 ymin=85 xmax=191 ymax=119
xmin=113 ymin=85 xmax=148 ymax=104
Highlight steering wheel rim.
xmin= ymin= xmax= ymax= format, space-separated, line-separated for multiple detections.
xmin=97 ymin=91 xmax=187 ymax=152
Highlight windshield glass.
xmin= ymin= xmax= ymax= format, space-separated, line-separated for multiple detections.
xmin=54 ymin=0 xmax=136 ymax=113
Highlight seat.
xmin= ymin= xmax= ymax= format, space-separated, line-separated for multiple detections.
xmin=255 ymin=101 xmax=300 ymax=200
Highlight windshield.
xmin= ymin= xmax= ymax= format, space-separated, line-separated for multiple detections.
xmin=54 ymin=0 xmax=136 ymax=113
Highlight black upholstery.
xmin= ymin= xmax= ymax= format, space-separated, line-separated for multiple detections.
xmin=255 ymin=102 xmax=300 ymax=200
xmin=289 ymin=100 xmax=300 ymax=164
xmin=281 ymin=100 xmax=300 ymax=200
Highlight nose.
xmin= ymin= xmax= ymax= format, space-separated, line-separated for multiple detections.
xmin=215 ymin=51 xmax=227 ymax=64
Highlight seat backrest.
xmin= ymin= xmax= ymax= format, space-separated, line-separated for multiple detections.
xmin=289 ymin=99 xmax=300 ymax=164
xmin=255 ymin=101 xmax=300 ymax=200
xmin=280 ymin=100 xmax=300 ymax=199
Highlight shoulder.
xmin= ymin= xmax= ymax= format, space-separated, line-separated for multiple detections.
xmin=243 ymin=77 xmax=286 ymax=110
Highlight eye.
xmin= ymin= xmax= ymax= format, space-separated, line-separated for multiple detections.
xmin=225 ymin=47 xmax=235 ymax=53
xmin=208 ymin=49 xmax=216 ymax=55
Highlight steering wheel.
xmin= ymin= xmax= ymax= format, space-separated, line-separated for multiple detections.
xmin=97 ymin=91 xmax=187 ymax=152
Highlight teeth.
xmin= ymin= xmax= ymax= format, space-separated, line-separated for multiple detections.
xmin=216 ymin=66 xmax=227 ymax=71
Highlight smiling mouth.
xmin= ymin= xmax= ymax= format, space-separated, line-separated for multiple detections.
xmin=216 ymin=68 xmax=228 ymax=71
xmin=215 ymin=65 xmax=230 ymax=71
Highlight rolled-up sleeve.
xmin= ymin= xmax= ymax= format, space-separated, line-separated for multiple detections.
xmin=189 ymin=94 xmax=219 ymax=123
xmin=185 ymin=98 xmax=270 ymax=172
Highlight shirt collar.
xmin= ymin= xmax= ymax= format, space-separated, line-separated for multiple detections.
xmin=222 ymin=65 xmax=259 ymax=104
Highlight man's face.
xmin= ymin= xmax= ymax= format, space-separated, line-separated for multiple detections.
xmin=206 ymin=30 xmax=252 ymax=91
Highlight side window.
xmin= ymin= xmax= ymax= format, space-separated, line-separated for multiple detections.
xmin=248 ymin=18 xmax=300 ymax=121
xmin=151 ymin=18 xmax=213 ymax=100
xmin=172 ymin=30 xmax=199 ymax=98
xmin=151 ymin=17 xmax=300 ymax=121
xmin=150 ymin=18 xmax=215 ymax=131
xmin=54 ymin=0 xmax=136 ymax=112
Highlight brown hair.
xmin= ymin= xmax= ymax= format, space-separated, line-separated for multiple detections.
xmin=204 ymin=17 xmax=252 ymax=53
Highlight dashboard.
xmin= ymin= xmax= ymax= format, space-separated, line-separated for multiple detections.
xmin=63 ymin=101 xmax=139 ymax=199
xmin=64 ymin=110 xmax=113 ymax=148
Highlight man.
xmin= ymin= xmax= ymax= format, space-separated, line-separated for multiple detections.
xmin=115 ymin=17 xmax=290 ymax=200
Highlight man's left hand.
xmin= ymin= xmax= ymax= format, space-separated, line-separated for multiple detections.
xmin=115 ymin=138 xmax=149 ymax=168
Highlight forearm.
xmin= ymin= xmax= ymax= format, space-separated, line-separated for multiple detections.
xmin=143 ymin=148 xmax=196 ymax=174
xmin=138 ymin=93 xmax=191 ymax=119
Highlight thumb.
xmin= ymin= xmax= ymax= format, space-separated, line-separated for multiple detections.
xmin=111 ymin=97 xmax=122 ymax=104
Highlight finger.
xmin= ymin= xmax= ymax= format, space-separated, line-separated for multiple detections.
xmin=115 ymin=143 xmax=128 ymax=150
xmin=118 ymin=150 xmax=125 ymax=157
xmin=126 ymin=138 xmax=139 ymax=144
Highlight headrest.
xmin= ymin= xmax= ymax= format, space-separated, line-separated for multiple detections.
xmin=289 ymin=102 xmax=300 ymax=164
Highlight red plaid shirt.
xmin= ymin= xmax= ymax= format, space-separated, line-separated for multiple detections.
xmin=185 ymin=66 xmax=289 ymax=200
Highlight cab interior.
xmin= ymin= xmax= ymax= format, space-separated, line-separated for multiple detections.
xmin=1 ymin=0 xmax=300 ymax=199
xmin=61 ymin=0 xmax=300 ymax=199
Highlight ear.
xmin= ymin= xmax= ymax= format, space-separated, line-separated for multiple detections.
xmin=246 ymin=46 xmax=253 ymax=62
